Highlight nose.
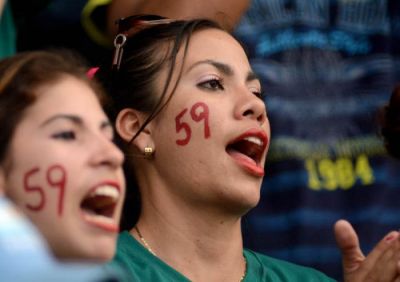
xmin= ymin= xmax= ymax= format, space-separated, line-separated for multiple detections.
xmin=90 ymin=135 xmax=124 ymax=169
xmin=234 ymin=89 xmax=267 ymax=125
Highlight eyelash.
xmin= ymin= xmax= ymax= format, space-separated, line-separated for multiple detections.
xmin=51 ymin=131 xmax=76 ymax=140
xmin=197 ymin=77 xmax=265 ymax=100
xmin=197 ymin=77 xmax=225 ymax=91
xmin=253 ymin=90 xmax=265 ymax=100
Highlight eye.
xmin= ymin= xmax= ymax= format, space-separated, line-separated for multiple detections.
xmin=249 ymin=85 xmax=264 ymax=100
xmin=197 ymin=77 xmax=224 ymax=91
xmin=101 ymin=122 xmax=115 ymax=141
xmin=252 ymin=90 xmax=265 ymax=100
xmin=51 ymin=131 xmax=76 ymax=140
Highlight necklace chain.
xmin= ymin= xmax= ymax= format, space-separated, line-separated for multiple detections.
xmin=134 ymin=225 xmax=247 ymax=281
xmin=241 ymin=255 xmax=247 ymax=281
xmin=134 ymin=225 xmax=157 ymax=256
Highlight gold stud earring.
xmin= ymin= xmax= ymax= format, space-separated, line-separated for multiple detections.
xmin=144 ymin=146 xmax=154 ymax=159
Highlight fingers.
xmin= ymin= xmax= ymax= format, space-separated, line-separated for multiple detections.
xmin=364 ymin=235 xmax=400 ymax=281
xmin=359 ymin=230 xmax=399 ymax=277
xmin=336 ymin=218 xmax=400 ymax=282
xmin=334 ymin=219 xmax=365 ymax=273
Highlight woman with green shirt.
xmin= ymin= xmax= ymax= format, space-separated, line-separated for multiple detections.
xmin=97 ymin=15 xmax=400 ymax=281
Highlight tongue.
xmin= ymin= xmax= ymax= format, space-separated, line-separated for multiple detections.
xmin=81 ymin=196 xmax=115 ymax=216
xmin=230 ymin=140 xmax=261 ymax=160
xmin=227 ymin=148 xmax=257 ymax=166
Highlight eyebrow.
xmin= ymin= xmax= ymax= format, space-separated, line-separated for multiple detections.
xmin=187 ymin=59 xmax=260 ymax=83
xmin=40 ymin=114 xmax=83 ymax=127
xmin=40 ymin=114 xmax=112 ymax=132
xmin=100 ymin=120 xmax=113 ymax=130
xmin=100 ymin=121 xmax=114 ymax=136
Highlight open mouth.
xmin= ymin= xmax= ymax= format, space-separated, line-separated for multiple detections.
xmin=80 ymin=184 xmax=120 ymax=232
xmin=226 ymin=131 xmax=268 ymax=177
xmin=227 ymin=136 xmax=265 ymax=164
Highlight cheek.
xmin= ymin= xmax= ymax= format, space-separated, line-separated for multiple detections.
xmin=174 ymin=101 xmax=211 ymax=147
xmin=45 ymin=165 xmax=67 ymax=217
xmin=4 ymin=140 xmax=75 ymax=216
xmin=14 ymin=164 xmax=68 ymax=218
xmin=264 ymin=118 xmax=271 ymax=139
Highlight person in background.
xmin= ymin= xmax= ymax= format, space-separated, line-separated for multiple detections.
xmin=105 ymin=1 xmax=400 ymax=279
xmin=0 ymin=0 xmax=16 ymax=58
xmin=11 ymin=0 xmax=112 ymax=66
xmin=0 ymin=0 xmax=54 ymax=59
xmin=106 ymin=0 xmax=248 ymax=34
xmin=0 ymin=50 xmax=125 ymax=264
xmin=96 ymin=15 xmax=400 ymax=281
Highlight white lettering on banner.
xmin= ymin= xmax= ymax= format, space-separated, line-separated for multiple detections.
xmin=243 ymin=0 xmax=389 ymax=34
xmin=337 ymin=0 xmax=389 ymax=34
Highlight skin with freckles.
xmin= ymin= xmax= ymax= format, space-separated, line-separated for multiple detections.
xmin=1 ymin=75 xmax=126 ymax=261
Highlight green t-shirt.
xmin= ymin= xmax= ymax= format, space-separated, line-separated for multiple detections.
xmin=0 ymin=1 xmax=16 ymax=59
xmin=110 ymin=231 xmax=336 ymax=281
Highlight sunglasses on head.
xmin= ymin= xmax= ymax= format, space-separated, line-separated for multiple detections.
xmin=112 ymin=14 xmax=176 ymax=70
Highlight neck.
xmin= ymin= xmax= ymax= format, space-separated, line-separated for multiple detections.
xmin=131 ymin=194 xmax=246 ymax=282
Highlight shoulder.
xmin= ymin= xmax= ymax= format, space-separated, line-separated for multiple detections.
xmin=112 ymin=231 xmax=143 ymax=269
xmin=244 ymin=249 xmax=336 ymax=281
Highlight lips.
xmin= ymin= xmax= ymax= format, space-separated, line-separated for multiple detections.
xmin=80 ymin=182 xmax=121 ymax=233
xmin=226 ymin=129 xmax=269 ymax=177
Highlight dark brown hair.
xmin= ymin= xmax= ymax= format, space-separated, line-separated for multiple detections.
xmin=0 ymin=49 xmax=106 ymax=162
xmin=97 ymin=17 xmax=222 ymax=136
xmin=96 ymin=17 xmax=224 ymax=230
xmin=380 ymin=85 xmax=400 ymax=158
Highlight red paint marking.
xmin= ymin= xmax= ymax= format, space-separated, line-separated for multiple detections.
xmin=46 ymin=165 xmax=66 ymax=217
xmin=175 ymin=102 xmax=212 ymax=146
xmin=190 ymin=102 xmax=210 ymax=138
xmin=23 ymin=167 xmax=45 ymax=212
xmin=175 ymin=108 xmax=191 ymax=145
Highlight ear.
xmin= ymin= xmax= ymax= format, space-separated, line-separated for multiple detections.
xmin=115 ymin=108 xmax=155 ymax=152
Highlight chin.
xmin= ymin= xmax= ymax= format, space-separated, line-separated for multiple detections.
xmin=53 ymin=239 xmax=116 ymax=262
xmin=86 ymin=241 xmax=116 ymax=262
xmin=239 ymin=190 xmax=261 ymax=213
xmin=223 ymin=193 xmax=260 ymax=216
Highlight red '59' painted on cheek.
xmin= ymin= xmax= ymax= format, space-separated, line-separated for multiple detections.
xmin=47 ymin=165 xmax=66 ymax=216
xmin=23 ymin=164 xmax=67 ymax=216
xmin=175 ymin=102 xmax=210 ymax=146
xmin=24 ymin=167 xmax=44 ymax=212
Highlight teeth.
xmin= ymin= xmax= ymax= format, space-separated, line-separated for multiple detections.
xmin=89 ymin=185 xmax=119 ymax=200
xmin=243 ymin=136 xmax=263 ymax=146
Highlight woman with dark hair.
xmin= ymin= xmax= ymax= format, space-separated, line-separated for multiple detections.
xmin=97 ymin=15 xmax=400 ymax=281
xmin=0 ymin=50 xmax=126 ymax=262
